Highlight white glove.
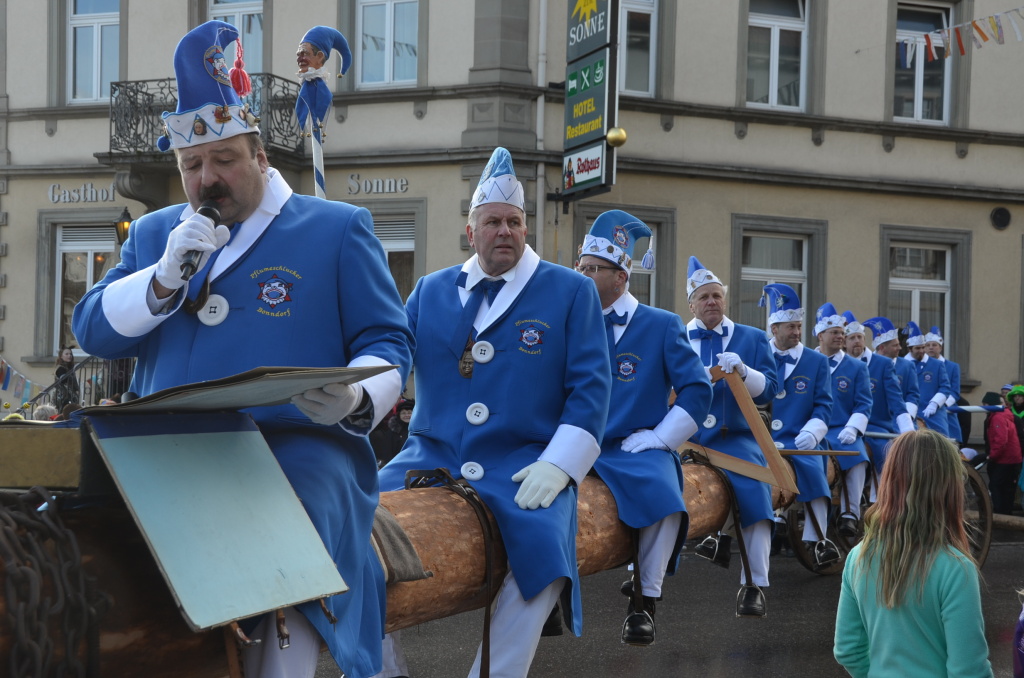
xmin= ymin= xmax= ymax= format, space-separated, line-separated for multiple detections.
xmin=511 ymin=461 xmax=570 ymax=509
xmin=921 ymin=401 xmax=939 ymax=418
xmin=794 ymin=430 xmax=817 ymax=451
xmin=896 ymin=413 xmax=916 ymax=434
xmin=716 ymin=352 xmax=747 ymax=377
xmin=838 ymin=426 xmax=858 ymax=445
xmin=291 ymin=382 xmax=364 ymax=425
xmin=154 ymin=214 xmax=231 ymax=290
xmin=621 ymin=429 xmax=670 ymax=454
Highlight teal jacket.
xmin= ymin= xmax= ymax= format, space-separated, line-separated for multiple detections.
xmin=834 ymin=543 xmax=992 ymax=678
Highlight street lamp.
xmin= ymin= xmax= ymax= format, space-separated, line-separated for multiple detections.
xmin=114 ymin=207 xmax=132 ymax=244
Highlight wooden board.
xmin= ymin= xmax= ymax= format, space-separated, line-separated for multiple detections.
xmin=0 ymin=424 xmax=80 ymax=488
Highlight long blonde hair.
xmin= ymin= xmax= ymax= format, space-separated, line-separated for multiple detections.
xmin=858 ymin=428 xmax=974 ymax=608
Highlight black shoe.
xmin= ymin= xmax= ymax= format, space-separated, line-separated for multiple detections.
xmin=621 ymin=596 xmax=657 ymax=645
xmin=693 ymin=534 xmax=731 ymax=569
xmin=541 ymin=602 xmax=563 ymax=637
xmin=837 ymin=516 xmax=858 ymax=538
xmin=810 ymin=539 xmax=840 ymax=569
xmin=736 ymin=585 xmax=766 ymax=618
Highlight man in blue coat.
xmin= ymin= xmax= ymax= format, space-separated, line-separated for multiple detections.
xmin=762 ymin=285 xmax=837 ymax=569
xmin=72 ymin=21 xmax=413 ymax=678
xmin=685 ymin=256 xmax=779 ymax=618
xmin=577 ymin=211 xmax=712 ymax=645
xmin=925 ymin=326 xmax=964 ymax=443
xmin=815 ymin=304 xmax=873 ymax=540
xmin=375 ymin=148 xmax=611 ymax=678
xmin=846 ymin=314 xmax=915 ymax=502
xmin=903 ymin=321 xmax=952 ymax=436
xmin=868 ymin=317 xmax=921 ymax=438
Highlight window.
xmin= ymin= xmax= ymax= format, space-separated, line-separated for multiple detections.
xmin=887 ymin=244 xmax=950 ymax=344
xmin=68 ymin=0 xmax=119 ymax=103
xmin=619 ymin=0 xmax=657 ymax=97
xmin=893 ymin=3 xmax=951 ymax=124
xmin=357 ymin=0 xmax=418 ymax=88
xmin=739 ymin=233 xmax=808 ymax=338
xmin=210 ymin=0 xmax=264 ymax=73
xmin=747 ymin=0 xmax=807 ymax=111
xmin=374 ymin=219 xmax=415 ymax=301
xmin=54 ymin=226 xmax=118 ymax=353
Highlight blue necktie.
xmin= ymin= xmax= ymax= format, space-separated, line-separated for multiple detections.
xmin=448 ymin=274 xmax=505 ymax=357
xmin=689 ymin=325 xmax=727 ymax=366
xmin=775 ymin=352 xmax=797 ymax=370
xmin=828 ymin=356 xmax=839 ymax=369
xmin=605 ymin=310 xmax=627 ymax=357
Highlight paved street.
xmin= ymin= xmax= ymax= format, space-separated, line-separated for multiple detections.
xmin=318 ymin=528 xmax=1024 ymax=677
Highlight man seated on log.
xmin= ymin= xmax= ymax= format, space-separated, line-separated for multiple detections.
xmin=373 ymin=148 xmax=612 ymax=678
xmin=72 ymin=21 xmax=413 ymax=678
xmin=684 ymin=256 xmax=779 ymax=618
xmin=573 ymin=210 xmax=712 ymax=646
xmin=761 ymin=285 xmax=838 ymax=570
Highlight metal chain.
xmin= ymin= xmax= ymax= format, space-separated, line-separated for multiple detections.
xmin=0 ymin=487 xmax=110 ymax=678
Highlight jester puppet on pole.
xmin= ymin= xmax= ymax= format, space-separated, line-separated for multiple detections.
xmin=295 ymin=26 xmax=352 ymax=198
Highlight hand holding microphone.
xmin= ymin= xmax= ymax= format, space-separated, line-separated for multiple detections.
xmin=154 ymin=201 xmax=231 ymax=289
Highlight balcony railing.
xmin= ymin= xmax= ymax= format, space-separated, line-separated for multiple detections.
xmin=109 ymin=73 xmax=304 ymax=155
xmin=26 ymin=356 xmax=136 ymax=418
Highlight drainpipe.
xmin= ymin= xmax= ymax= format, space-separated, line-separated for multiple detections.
xmin=536 ymin=0 xmax=548 ymax=260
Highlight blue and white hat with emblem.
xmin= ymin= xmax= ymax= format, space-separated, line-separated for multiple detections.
xmin=903 ymin=320 xmax=926 ymax=347
xmin=685 ymin=256 xmax=724 ymax=300
xmin=925 ymin=325 xmax=943 ymax=345
xmin=862 ymin=316 xmax=899 ymax=349
xmin=813 ymin=302 xmax=845 ymax=335
xmin=759 ymin=283 xmax=803 ymax=325
xmin=470 ymin=147 xmax=525 ymax=212
xmin=842 ymin=311 xmax=865 ymax=336
xmin=157 ymin=20 xmax=259 ymax=152
xmin=580 ymin=210 xmax=654 ymax=274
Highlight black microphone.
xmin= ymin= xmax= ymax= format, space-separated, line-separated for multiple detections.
xmin=179 ymin=200 xmax=222 ymax=281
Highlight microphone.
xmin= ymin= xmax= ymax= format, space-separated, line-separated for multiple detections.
xmin=179 ymin=200 xmax=222 ymax=281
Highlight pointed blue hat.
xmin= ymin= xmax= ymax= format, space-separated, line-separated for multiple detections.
xmin=157 ymin=20 xmax=259 ymax=152
xmin=580 ymin=210 xmax=653 ymax=274
xmin=295 ymin=26 xmax=352 ymax=132
xmin=842 ymin=311 xmax=865 ymax=336
xmin=924 ymin=325 xmax=943 ymax=345
xmin=862 ymin=316 xmax=898 ymax=349
xmin=759 ymin=283 xmax=803 ymax=325
xmin=813 ymin=302 xmax=845 ymax=335
xmin=903 ymin=320 xmax=925 ymax=347
xmin=470 ymin=148 xmax=525 ymax=211
xmin=685 ymin=256 xmax=723 ymax=299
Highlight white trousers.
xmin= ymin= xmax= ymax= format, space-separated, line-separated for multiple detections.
xmin=375 ymin=570 xmax=564 ymax=678
xmin=801 ymin=497 xmax=831 ymax=542
xmin=735 ymin=519 xmax=772 ymax=588
xmin=637 ymin=512 xmax=683 ymax=597
xmin=841 ymin=461 xmax=869 ymax=517
xmin=241 ymin=607 xmax=321 ymax=678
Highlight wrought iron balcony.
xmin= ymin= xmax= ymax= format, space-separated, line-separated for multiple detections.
xmin=109 ymin=73 xmax=304 ymax=156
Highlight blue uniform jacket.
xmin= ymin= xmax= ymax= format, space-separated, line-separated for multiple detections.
xmin=942 ymin=357 xmax=963 ymax=442
xmin=592 ymin=298 xmax=712 ymax=574
xmin=893 ymin=356 xmax=920 ymax=420
xmin=823 ymin=352 xmax=873 ymax=471
xmin=687 ymin=317 xmax=779 ymax=527
xmin=770 ymin=343 xmax=832 ymax=502
xmin=71 ymin=174 xmax=414 ymax=678
xmin=863 ymin=350 xmax=908 ymax=471
xmin=906 ymin=354 xmax=951 ymax=435
xmin=379 ymin=249 xmax=611 ymax=636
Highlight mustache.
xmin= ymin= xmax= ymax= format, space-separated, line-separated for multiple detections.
xmin=199 ymin=185 xmax=230 ymax=202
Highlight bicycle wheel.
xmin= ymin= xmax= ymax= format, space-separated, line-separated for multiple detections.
xmin=962 ymin=462 xmax=992 ymax=567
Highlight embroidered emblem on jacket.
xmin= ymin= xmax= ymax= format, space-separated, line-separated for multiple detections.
xmin=257 ymin=274 xmax=293 ymax=308
xmin=617 ymin=357 xmax=638 ymax=379
xmin=520 ymin=325 xmax=544 ymax=347
xmin=794 ymin=378 xmax=809 ymax=393
xmin=837 ymin=377 xmax=850 ymax=392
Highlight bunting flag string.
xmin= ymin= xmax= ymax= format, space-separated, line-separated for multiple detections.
xmin=900 ymin=5 xmax=1024 ymax=68
xmin=0 ymin=355 xmax=37 ymax=408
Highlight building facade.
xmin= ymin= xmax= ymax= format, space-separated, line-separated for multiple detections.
xmin=0 ymin=0 xmax=1021 ymax=436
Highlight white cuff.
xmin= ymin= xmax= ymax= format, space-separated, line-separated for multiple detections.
xmin=929 ymin=393 xmax=947 ymax=408
xmin=652 ymin=404 xmax=699 ymax=451
xmin=742 ymin=367 xmax=767 ymax=399
xmin=895 ymin=413 xmax=915 ymax=434
xmin=906 ymin=402 xmax=918 ymax=419
xmin=945 ymin=395 xmax=957 ymax=408
xmin=802 ymin=418 xmax=829 ymax=443
xmin=539 ymin=424 xmax=600 ymax=485
xmin=845 ymin=413 xmax=869 ymax=435
xmin=103 ymin=264 xmax=186 ymax=337
xmin=340 ymin=354 xmax=402 ymax=433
